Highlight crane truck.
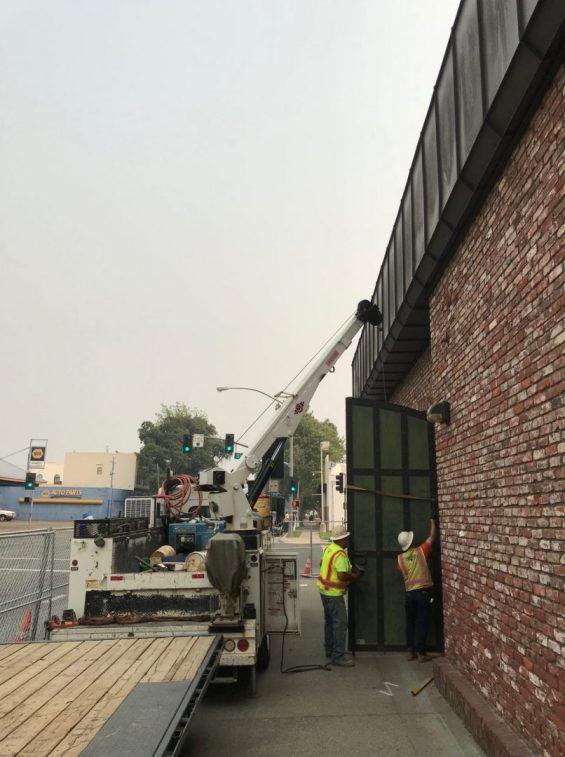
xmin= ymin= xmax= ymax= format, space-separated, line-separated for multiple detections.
xmin=0 ymin=299 xmax=381 ymax=757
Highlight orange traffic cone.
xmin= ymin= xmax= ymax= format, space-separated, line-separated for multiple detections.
xmin=16 ymin=608 xmax=32 ymax=642
xmin=301 ymin=556 xmax=318 ymax=578
xmin=302 ymin=557 xmax=312 ymax=576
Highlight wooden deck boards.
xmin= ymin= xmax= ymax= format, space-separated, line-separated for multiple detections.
xmin=0 ymin=636 xmax=217 ymax=757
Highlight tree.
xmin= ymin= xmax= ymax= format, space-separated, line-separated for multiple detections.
xmin=136 ymin=403 xmax=223 ymax=493
xmin=286 ymin=412 xmax=345 ymax=513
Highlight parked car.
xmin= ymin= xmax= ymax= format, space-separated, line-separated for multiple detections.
xmin=0 ymin=509 xmax=16 ymax=521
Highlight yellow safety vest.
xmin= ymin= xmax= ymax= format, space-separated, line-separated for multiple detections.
xmin=397 ymin=545 xmax=433 ymax=591
xmin=317 ymin=542 xmax=351 ymax=596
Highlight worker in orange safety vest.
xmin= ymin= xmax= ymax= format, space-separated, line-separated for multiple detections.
xmin=397 ymin=518 xmax=437 ymax=662
xmin=317 ymin=525 xmax=360 ymax=667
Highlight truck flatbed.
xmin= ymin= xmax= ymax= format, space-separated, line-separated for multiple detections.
xmin=0 ymin=635 xmax=222 ymax=757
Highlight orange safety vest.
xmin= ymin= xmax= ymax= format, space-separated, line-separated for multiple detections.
xmin=317 ymin=542 xmax=351 ymax=595
xmin=397 ymin=545 xmax=433 ymax=591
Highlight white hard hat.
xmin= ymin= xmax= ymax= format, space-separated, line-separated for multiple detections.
xmin=330 ymin=525 xmax=350 ymax=542
xmin=398 ymin=531 xmax=414 ymax=551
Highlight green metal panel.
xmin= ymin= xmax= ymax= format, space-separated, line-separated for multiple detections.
xmin=409 ymin=476 xmax=432 ymax=544
xmin=381 ymin=475 xmax=404 ymax=552
xmin=407 ymin=414 xmax=430 ymax=469
xmin=346 ymin=398 xmax=442 ymax=652
xmin=383 ymin=557 xmax=405 ymax=646
xmin=379 ymin=409 xmax=402 ymax=469
xmin=352 ymin=556 xmax=378 ymax=646
xmin=351 ymin=474 xmax=376 ymax=551
xmin=351 ymin=404 xmax=374 ymax=468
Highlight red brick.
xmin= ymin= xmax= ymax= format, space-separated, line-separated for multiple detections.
xmin=391 ymin=65 xmax=564 ymax=757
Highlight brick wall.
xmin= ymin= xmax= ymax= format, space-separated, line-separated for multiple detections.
xmin=392 ymin=66 xmax=564 ymax=756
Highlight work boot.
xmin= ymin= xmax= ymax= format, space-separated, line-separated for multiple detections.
xmin=332 ymin=656 xmax=355 ymax=667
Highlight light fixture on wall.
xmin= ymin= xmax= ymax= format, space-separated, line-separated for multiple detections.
xmin=426 ymin=400 xmax=450 ymax=425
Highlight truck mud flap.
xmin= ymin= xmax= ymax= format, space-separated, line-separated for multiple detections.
xmin=80 ymin=635 xmax=222 ymax=757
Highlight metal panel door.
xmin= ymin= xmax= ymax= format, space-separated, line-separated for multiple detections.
xmin=346 ymin=398 xmax=442 ymax=651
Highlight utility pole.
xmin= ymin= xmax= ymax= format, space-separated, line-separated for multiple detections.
xmin=320 ymin=441 xmax=329 ymax=529
xmin=27 ymin=440 xmax=33 ymax=524
xmin=108 ymin=455 xmax=115 ymax=517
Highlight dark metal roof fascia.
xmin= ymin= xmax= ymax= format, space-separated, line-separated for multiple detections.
xmin=352 ymin=0 xmax=565 ymax=402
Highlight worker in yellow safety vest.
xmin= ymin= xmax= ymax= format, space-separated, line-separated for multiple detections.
xmin=397 ymin=518 xmax=437 ymax=662
xmin=317 ymin=525 xmax=360 ymax=667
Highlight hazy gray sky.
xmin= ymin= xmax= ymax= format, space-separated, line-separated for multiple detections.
xmin=1 ymin=0 xmax=459 ymax=467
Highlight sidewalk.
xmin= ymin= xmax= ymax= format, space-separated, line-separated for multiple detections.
xmin=188 ymin=551 xmax=485 ymax=757
xmin=279 ymin=529 xmax=324 ymax=546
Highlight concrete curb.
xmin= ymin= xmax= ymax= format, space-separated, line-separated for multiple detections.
xmin=433 ymin=657 xmax=536 ymax=757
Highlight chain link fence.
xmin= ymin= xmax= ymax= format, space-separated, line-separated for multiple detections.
xmin=0 ymin=528 xmax=72 ymax=643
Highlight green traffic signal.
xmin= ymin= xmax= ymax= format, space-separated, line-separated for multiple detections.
xmin=289 ymin=479 xmax=297 ymax=494
xmin=224 ymin=433 xmax=235 ymax=453
xmin=25 ymin=472 xmax=36 ymax=490
xmin=182 ymin=434 xmax=193 ymax=454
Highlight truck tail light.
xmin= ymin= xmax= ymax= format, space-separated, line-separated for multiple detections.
xmin=71 ymin=560 xmax=78 ymax=567
xmin=237 ymin=639 xmax=249 ymax=652
xmin=224 ymin=639 xmax=235 ymax=652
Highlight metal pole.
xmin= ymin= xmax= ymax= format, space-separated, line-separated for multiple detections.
xmin=289 ymin=436 xmax=294 ymax=477
xmin=27 ymin=439 xmax=33 ymax=525
xmin=320 ymin=442 xmax=330 ymax=529
xmin=108 ymin=455 xmax=115 ymax=517
xmin=32 ymin=530 xmax=52 ymax=640
xmin=309 ymin=515 xmax=314 ymax=576
xmin=320 ymin=447 xmax=324 ymax=531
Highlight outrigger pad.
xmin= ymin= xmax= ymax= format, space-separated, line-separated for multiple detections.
xmin=80 ymin=681 xmax=194 ymax=757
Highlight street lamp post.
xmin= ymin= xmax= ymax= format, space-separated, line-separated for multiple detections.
xmin=216 ymin=386 xmax=281 ymax=403
xmin=216 ymin=386 xmax=295 ymax=412
xmin=216 ymin=384 xmax=295 ymax=502
xmin=320 ymin=441 xmax=330 ymax=529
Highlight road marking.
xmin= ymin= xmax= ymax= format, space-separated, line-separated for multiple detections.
xmin=378 ymin=682 xmax=399 ymax=697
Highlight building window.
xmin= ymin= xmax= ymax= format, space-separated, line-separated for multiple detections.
xmin=97 ymin=465 xmax=103 ymax=475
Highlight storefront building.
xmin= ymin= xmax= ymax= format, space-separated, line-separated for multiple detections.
xmin=349 ymin=3 xmax=564 ymax=755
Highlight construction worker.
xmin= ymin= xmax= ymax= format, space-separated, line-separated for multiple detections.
xmin=317 ymin=525 xmax=359 ymax=667
xmin=397 ymin=518 xmax=437 ymax=662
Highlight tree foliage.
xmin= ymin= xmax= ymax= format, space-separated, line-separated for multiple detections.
xmin=135 ymin=403 xmax=345 ymax=510
xmin=136 ymin=403 xmax=223 ymax=493
xmin=286 ymin=412 xmax=344 ymax=513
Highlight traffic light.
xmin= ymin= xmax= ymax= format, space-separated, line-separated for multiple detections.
xmin=25 ymin=472 xmax=36 ymax=490
xmin=289 ymin=479 xmax=298 ymax=495
xmin=182 ymin=434 xmax=193 ymax=454
xmin=335 ymin=473 xmax=344 ymax=493
xmin=224 ymin=433 xmax=235 ymax=454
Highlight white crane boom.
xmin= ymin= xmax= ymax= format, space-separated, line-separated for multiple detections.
xmin=198 ymin=299 xmax=381 ymax=529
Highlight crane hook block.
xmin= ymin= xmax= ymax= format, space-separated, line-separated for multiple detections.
xmin=356 ymin=299 xmax=383 ymax=326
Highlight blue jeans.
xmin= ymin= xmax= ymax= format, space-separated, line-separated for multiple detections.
xmin=405 ymin=588 xmax=432 ymax=655
xmin=320 ymin=593 xmax=348 ymax=661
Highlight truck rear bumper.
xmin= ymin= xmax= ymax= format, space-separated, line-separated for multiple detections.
xmin=49 ymin=619 xmax=257 ymax=667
